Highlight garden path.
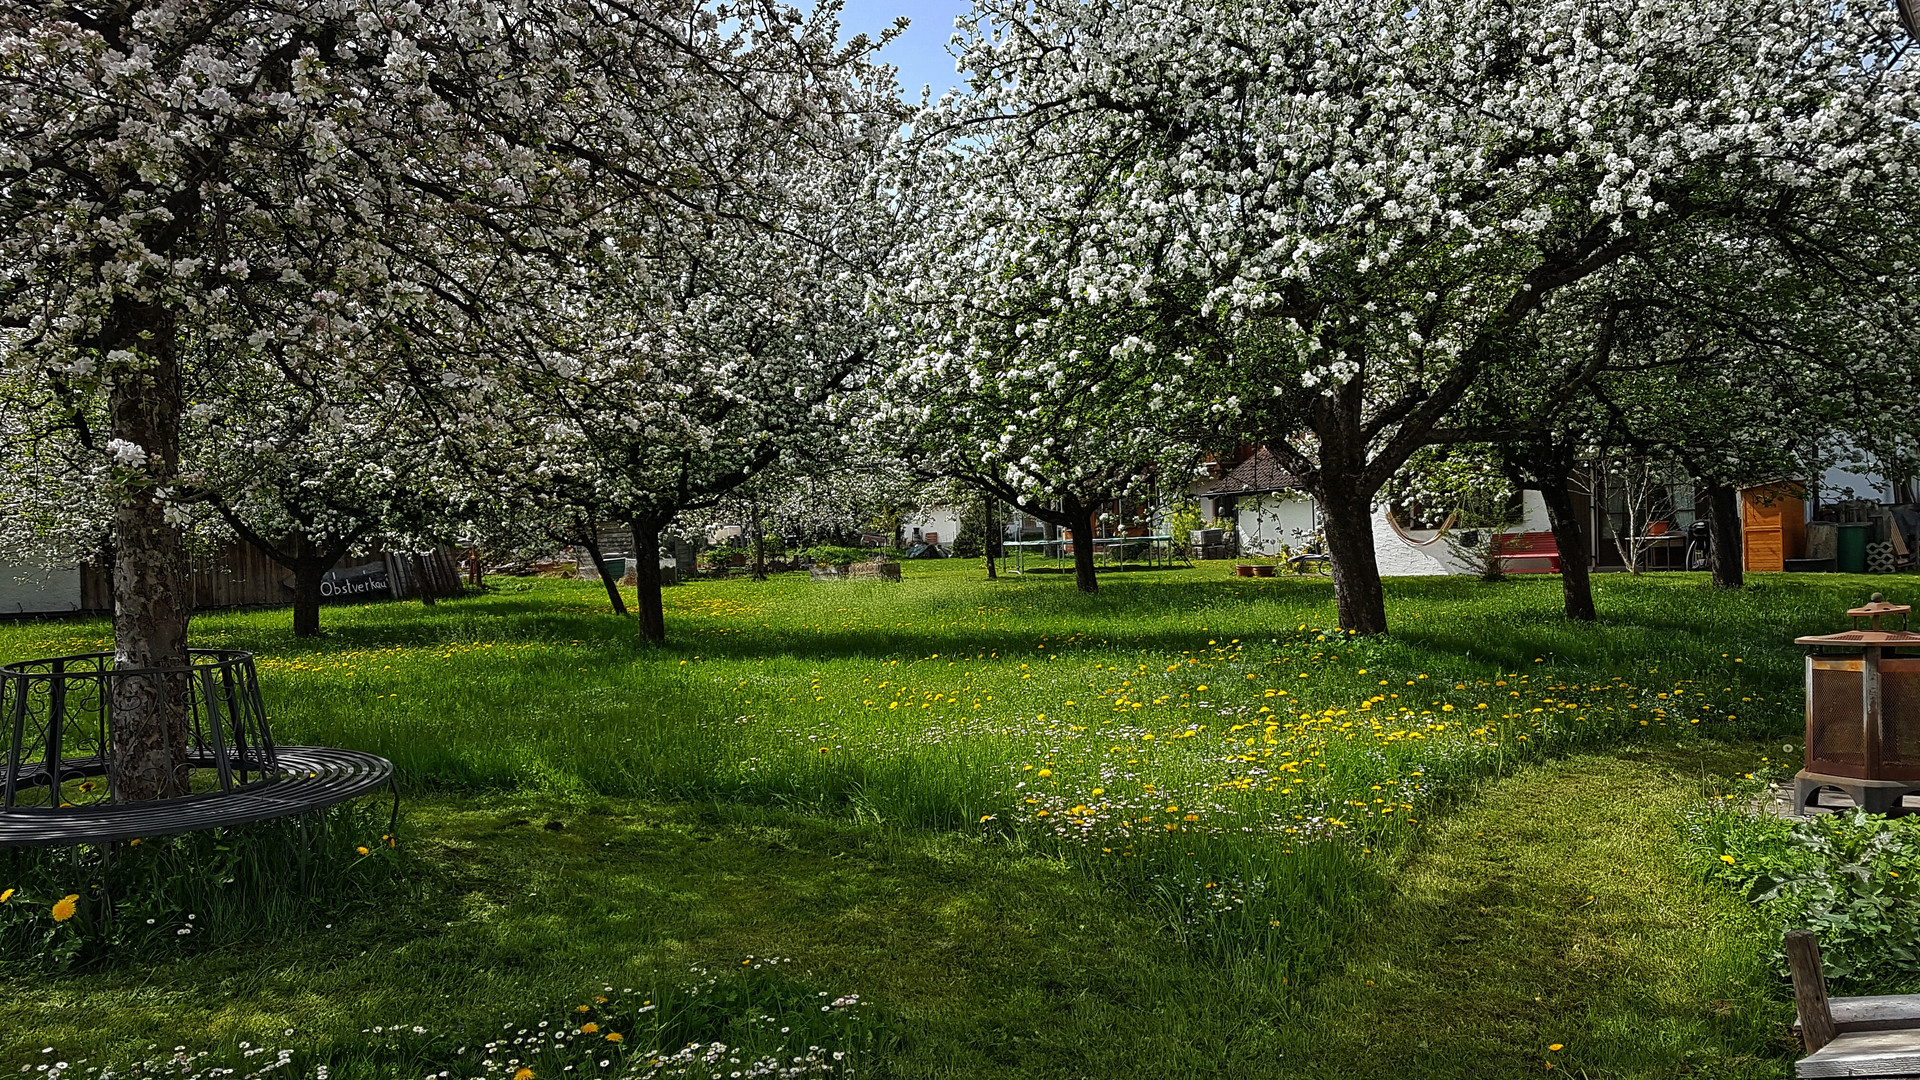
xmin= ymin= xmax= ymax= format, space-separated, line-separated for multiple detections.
xmin=1273 ymin=746 xmax=1792 ymax=1079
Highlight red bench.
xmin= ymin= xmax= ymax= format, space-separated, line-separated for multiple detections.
xmin=1492 ymin=531 xmax=1561 ymax=573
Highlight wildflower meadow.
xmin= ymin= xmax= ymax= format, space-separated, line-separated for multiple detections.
xmin=0 ymin=563 xmax=1875 ymax=1076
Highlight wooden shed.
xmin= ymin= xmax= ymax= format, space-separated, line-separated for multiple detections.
xmin=1742 ymin=481 xmax=1807 ymax=572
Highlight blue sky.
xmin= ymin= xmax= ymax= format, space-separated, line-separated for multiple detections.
xmin=832 ymin=0 xmax=977 ymax=99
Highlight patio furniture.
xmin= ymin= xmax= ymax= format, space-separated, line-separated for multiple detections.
xmin=1 ymin=650 xmax=395 ymax=848
xmin=1790 ymin=930 xmax=1920 ymax=1077
xmin=1492 ymin=531 xmax=1562 ymax=573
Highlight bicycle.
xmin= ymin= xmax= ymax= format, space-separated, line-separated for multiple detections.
xmin=1684 ymin=519 xmax=1712 ymax=572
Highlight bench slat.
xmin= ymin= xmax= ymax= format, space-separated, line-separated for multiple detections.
xmin=0 ymin=747 xmax=393 ymax=847
xmin=1798 ymin=1029 xmax=1920 ymax=1078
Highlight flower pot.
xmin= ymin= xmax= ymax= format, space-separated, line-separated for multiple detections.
xmin=1647 ymin=521 xmax=1669 ymax=536
xmin=1235 ymin=564 xmax=1255 ymax=577
xmin=1251 ymin=564 xmax=1276 ymax=577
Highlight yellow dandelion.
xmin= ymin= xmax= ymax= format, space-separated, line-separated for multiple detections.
xmin=0 ymin=888 xmax=13 ymax=903
xmin=605 ymin=1032 xmax=623 ymax=1043
xmin=1548 ymin=1044 xmax=1563 ymax=1052
xmin=356 ymin=846 xmax=371 ymax=855
xmin=580 ymin=1022 xmax=599 ymax=1034
xmin=514 ymin=1070 xmax=535 ymax=1080
xmin=1720 ymin=854 xmax=1735 ymax=865
xmin=576 ymin=1004 xmax=591 ymax=1013
xmin=51 ymin=894 xmax=78 ymax=922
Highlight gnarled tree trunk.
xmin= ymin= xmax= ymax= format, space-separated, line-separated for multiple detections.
xmin=1318 ymin=483 xmax=1387 ymax=636
xmin=1065 ymin=499 xmax=1099 ymax=594
xmin=984 ymin=495 xmax=997 ymax=581
xmin=750 ymin=496 xmax=766 ymax=581
xmin=412 ymin=552 xmax=437 ymax=607
xmin=632 ymin=514 xmax=669 ymax=643
xmin=108 ymin=303 xmax=191 ymax=803
xmin=290 ymin=532 xmax=329 ymax=638
xmin=1538 ymin=475 xmax=1597 ymax=622
xmin=1705 ymin=482 xmax=1743 ymax=589
xmin=580 ymin=529 xmax=628 ymax=615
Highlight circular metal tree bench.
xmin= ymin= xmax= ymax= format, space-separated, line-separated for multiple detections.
xmin=1 ymin=649 xmax=394 ymax=848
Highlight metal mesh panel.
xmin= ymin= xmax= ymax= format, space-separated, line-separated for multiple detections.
xmin=1882 ymin=658 xmax=1920 ymax=773
xmin=1809 ymin=656 xmax=1866 ymax=774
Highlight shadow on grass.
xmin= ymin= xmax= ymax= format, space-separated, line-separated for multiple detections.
xmin=146 ymin=569 xmax=1881 ymax=694
xmin=0 ymin=797 xmax=1299 ymax=1079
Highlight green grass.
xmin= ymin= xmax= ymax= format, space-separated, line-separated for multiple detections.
xmin=0 ymin=562 xmax=1901 ymax=1075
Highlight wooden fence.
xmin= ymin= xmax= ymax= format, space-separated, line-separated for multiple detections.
xmin=76 ymin=543 xmax=466 ymax=614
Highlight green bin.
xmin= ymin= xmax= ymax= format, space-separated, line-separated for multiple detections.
xmin=1835 ymin=523 xmax=1870 ymax=574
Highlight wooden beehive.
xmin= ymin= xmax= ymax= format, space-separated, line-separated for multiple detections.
xmin=1743 ymin=481 xmax=1807 ymax=573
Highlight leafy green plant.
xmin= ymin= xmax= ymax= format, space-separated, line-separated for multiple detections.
xmin=1689 ymin=805 xmax=1920 ymax=986
xmin=0 ymin=798 xmax=404 ymax=969
xmin=797 ymin=545 xmax=898 ymax=566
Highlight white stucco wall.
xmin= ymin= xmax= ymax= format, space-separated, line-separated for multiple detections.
xmin=0 ymin=564 xmax=82 ymax=615
xmin=902 ymin=506 xmax=963 ymax=547
xmin=1234 ymin=496 xmax=1318 ymax=556
xmin=1371 ymin=491 xmax=1556 ymax=577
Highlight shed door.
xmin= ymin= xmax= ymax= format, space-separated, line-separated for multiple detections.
xmin=1742 ymin=482 xmax=1806 ymax=572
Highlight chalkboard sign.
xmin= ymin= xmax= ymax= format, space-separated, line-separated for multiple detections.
xmin=320 ymin=561 xmax=391 ymax=601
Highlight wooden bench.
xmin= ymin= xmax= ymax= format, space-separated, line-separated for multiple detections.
xmin=1791 ymin=930 xmax=1920 ymax=1078
xmin=0 ymin=747 xmax=395 ymax=848
xmin=1492 ymin=531 xmax=1561 ymax=574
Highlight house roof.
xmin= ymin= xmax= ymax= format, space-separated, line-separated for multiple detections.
xmin=1200 ymin=447 xmax=1304 ymax=496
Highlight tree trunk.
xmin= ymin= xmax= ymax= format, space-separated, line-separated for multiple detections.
xmin=632 ymin=514 xmax=668 ymax=644
xmin=1537 ymin=475 xmax=1597 ymax=622
xmin=580 ymin=530 xmax=628 ymax=615
xmin=291 ymin=533 xmax=327 ymax=638
xmin=1064 ymin=500 xmax=1099 ymax=594
xmin=412 ymin=552 xmax=437 ymax=607
xmin=984 ymin=496 xmax=997 ymax=580
xmin=1318 ymin=484 xmax=1388 ymax=636
xmin=1705 ymin=482 xmax=1744 ymax=589
xmin=750 ymin=497 xmax=766 ymax=581
xmin=107 ymin=302 xmax=191 ymax=803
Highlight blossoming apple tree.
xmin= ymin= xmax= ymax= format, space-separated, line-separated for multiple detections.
xmin=0 ymin=0 xmax=905 ymax=795
xmin=910 ymin=0 xmax=1919 ymax=633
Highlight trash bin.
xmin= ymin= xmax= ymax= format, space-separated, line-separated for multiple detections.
xmin=1835 ymin=523 xmax=1871 ymax=574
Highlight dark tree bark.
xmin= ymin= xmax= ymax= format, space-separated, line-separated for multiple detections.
xmin=290 ymin=532 xmax=329 ymax=638
xmin=579 ymin=530 xmax=628 ymax=615
xmin=1705 ymin=482 xmax=1744 ymax=589
xmin=632 ymin=514 xmax=669 ymax=643
xmin=209 ymin=508 xmax=361 ymax=638
xmin=1537 ymin=473 xmax=1597 ymax=622
xmin=107 ymin=302 xmax=191 ymax=802
xmin=1063 ymin=498 xmax=1100 ymax=594
xmin=984 ymin=495 xmax=997 ymax=580
xmin=1317 ymin=482 xmax=1388 ymax=635
xmin=411 ymin=552 xmax=438 ymax=607
xmin=749 ymin=496 xmax=766 ymax=581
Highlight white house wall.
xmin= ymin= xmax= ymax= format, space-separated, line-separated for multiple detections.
xmin=1235 ymin=497 xmax=1318 ymax=556
xmin=1371 ymin=491 xmax=1555 ymax=577
xmin=0 ymin=564 xmax=82 ymax=615
xmin=902 ymin=506 xmax=963 ymax=547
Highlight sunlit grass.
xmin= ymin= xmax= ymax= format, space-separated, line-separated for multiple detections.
xmin=0 ymin=562 xmax=1888 ymax=1074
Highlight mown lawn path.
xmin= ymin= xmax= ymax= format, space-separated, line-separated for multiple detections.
xmin=1274 ymin=745 xmax=1793 ymax=1079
